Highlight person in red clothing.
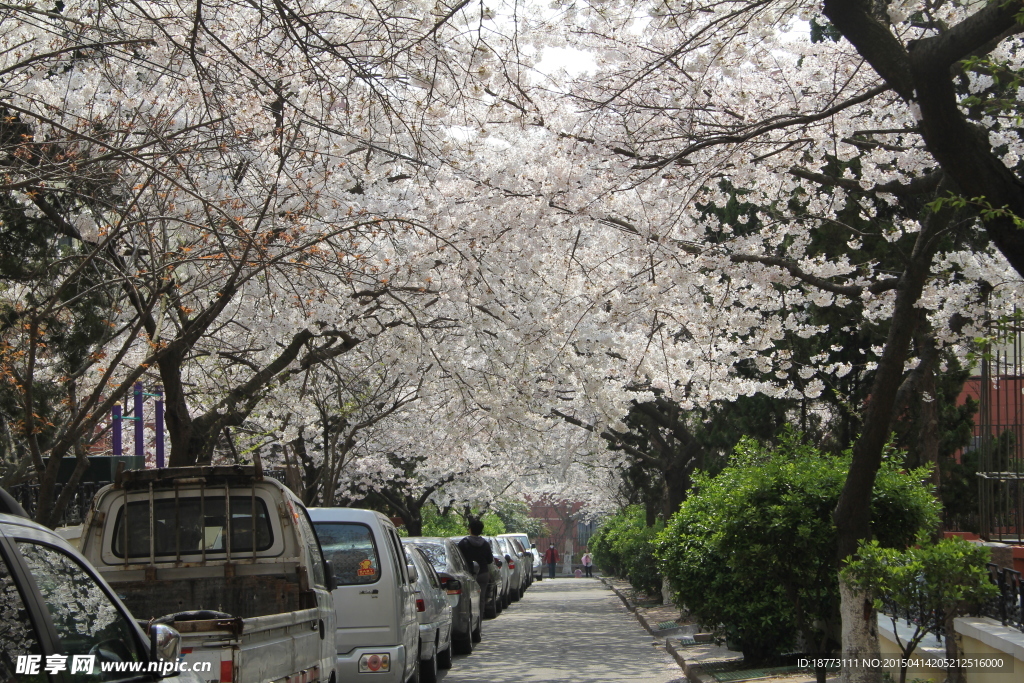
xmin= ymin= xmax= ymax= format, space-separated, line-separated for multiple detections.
xmin=543 ymin=543 xmax=558 ymax=579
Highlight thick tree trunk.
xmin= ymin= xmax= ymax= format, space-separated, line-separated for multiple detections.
xmin=943 ymin=610 xmax=965 ymax=683
xmin=832 ymin=191 xmax=953 ymax=683
xmin=662 ymin=455 xmax=693 ymax=518
xmin=838 ymin=577 xmax=881 ymax=683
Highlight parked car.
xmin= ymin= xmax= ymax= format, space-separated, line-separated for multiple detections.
xmin=498 ymin=532 xmax=539 ymax=583
xmin=404 ymin=536 xmax=481 ymax=655
xmin=495 ymin=536 xmax=524 ymax=602
xmin=79 ymin=466 xmax=337 ymax=683
xmin=311 ymin=507 xmax=419 ymax=683
xmin=504 ymin=535 xmax=533 ymax=594
xmin=403 ymin=545 xmax=453 ymax=683
xmin=1 ymin=487 xmax=200 ymax=683
xmin=484 ymin=536 xmax=514 ymax=609
xmin=451 ymin=535 xmax=505 ymax=618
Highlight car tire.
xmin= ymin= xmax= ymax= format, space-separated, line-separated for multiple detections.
xmin=408 ymin=646 xmax=421 ymax=683
xmin=484 ymin=589 xmax=497 ymax=619
xmin=471 ymin=616 xmax=482 ymax=644
xmin=420 ymin=647 xmax=438 ymax=683
xmin=510 ymin=586 xmax=520 ymax=602
xmin=453 ymin=628 xmax=474 ymax=655
xmin=437 ymin=640 xmax=453 ymax=669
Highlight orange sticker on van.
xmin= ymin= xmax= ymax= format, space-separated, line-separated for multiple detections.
xmin=357 ymin=559 xmax=375 ymax=576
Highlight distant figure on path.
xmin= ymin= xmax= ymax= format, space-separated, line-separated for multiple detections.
xmin=543 ymin=543 xmax=558 ymax=578
xmin=581 ymin=550 xmax=594 ymax=577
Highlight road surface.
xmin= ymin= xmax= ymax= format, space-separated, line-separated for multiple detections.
xmin=439 ymin=577 xmax=685 ymax=683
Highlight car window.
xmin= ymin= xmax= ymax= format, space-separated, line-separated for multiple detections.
xmin=112 ymin=495 xmax=273 ymax=559
xmin=17 ymin=541 xmax=145 ymax=680
xmin=0 ymin=548 xmax=44 ymax=683
xmin=410 ymin=543 xmax=446 ymax=573
xmin=294 ymin=509 xmax=326 ymax=589
xmin=314 ymin=522 xmax=381 ymax=585
xmin=386 ymin=529 xmax=409 ymax=583
xmin=414 ymin=550 xmax=440 ymax=589
xmin=445 ymin=540 xmax=469 ymax=573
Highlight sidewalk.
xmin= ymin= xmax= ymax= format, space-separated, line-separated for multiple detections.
xmin=600 ymin=577 xmax=835 ymax=683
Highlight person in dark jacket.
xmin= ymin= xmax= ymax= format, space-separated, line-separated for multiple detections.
xmin=458 ymin=519 xmax=494 ymax=615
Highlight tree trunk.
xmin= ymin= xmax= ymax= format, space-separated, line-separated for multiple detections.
xmin=943 ymin=610 xmax=965 ymax=683
xmin=833 ymin=191 xmax=953 ymax=683
xmin=405 ymin=507 xmax=423 ymax=536
xmin=839 ymin=577 xmax=881 ymax=683
xmin=662 ymin=457 xmax=692 ymax=518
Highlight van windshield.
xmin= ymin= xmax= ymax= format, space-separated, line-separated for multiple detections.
xmin=314 ymin=522 xmax=381 ymax=585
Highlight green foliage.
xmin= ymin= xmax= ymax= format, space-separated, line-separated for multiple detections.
xmin=657 ymin=431 xmax=940 ymax=664
xmin=843 ymin=535 xmax=997 ymax=683
xmin=419 ymin=505 xmax=505 ymax=537
xmin=589 ymin=505 xmax=664 ymax=595
xmin=492 ymin=499 xmax=548 ymax=537
xmin=0 ymin=192 xmax=117 ymax=482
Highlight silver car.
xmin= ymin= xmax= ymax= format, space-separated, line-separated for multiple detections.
xmin=404 ymin=544 xmax=453 ymax=683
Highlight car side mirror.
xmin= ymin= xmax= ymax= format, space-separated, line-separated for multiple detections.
xmin=150 ymin=623 xmax=181 ymax=667
xmin=505 ymin=554 xmax=512 ymax=562
xmin=324 ymin=560 xmax=337 ymax=591
xmin=407 ymin=563 xmax=418 ymax=583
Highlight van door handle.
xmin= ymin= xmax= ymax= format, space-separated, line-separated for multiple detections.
xmin=360 ymin=589 xmax=379 ymax=595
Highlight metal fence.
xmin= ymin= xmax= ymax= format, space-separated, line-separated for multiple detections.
xmin=977 ymin=321 xmax=1024 ymax=543
xmin=882 ymin=563 xmax=1023 ymax=637
xmin=7 ymin=481 xmax=105 ymax=526
xmin=982 ymin=563 xmax=1024 ymax=633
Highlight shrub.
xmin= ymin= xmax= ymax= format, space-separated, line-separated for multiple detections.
xmin=657 ymin=431 xmax=939 ymax=664
xmin=843 ymin=535 xmax=997 ymax=683
xmin=590 ymin=505 xmax=664 ymax=595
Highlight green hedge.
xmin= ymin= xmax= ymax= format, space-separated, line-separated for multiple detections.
xmin=656 ymin=433 xmax=939 ymax=663
xmin=590 ymin=505 xmax=664 ymax=595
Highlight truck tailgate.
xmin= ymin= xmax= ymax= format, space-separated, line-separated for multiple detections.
xmin=178 ymin=608 xmax=326 ymax=683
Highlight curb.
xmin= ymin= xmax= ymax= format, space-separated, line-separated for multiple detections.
xmin=600 ymin=577 xmax=733 ymax=683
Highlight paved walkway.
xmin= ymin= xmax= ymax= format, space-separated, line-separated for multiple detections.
xmin=439 ymin=577 xmax=685 ymax=683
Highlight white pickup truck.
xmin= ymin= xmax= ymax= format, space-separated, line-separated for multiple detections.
xmin=79 ymin=465 xmax=337 ymax=683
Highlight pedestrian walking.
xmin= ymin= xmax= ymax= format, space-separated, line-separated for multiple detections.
xmin=458 ymin=519 xmax=494 ymax=615
xmin=581 ymin=550 xmax=594 ymax=578
xmin=543 ymin=543 xmax=558 ymax=578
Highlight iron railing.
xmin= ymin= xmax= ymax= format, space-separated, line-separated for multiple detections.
xmin=883 ymin=563 xmax=1023 ymax=637
xmin=7 ymin=481 xmax=104 ymax=526
xmin=981 ymin=563 xmax=1024 ymax=632
xmin=977 ymin=319 xmax=1024 ymax=544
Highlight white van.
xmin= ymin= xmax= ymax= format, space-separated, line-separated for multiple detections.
xmin=309 ymin=508 xmax=419 ymax=683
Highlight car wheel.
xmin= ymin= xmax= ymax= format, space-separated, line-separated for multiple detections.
xmin=510 ymin=585 xmax=520 ymax=602
xmin=484 ymin=589 xmax=498 ymax=618
xmin=420 ymin=646 xmax=438 ymax=683
xmin=453 ymin=628 xmax=474 ymax=655
xmin=437 ymin=640 xmax=453 ymax=669
xmin=408 ymin=646 xmax=421 ymax=683
xmin=471 ymin=615 xmax=482 ymax=644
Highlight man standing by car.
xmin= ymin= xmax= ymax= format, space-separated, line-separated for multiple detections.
xmin=458 ymin=520 xmax=494 ymax=614
xmin=543 ymin=543 xmax=558 ymax=579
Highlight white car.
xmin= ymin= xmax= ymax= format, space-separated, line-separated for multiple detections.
xmin=404 ymin=543 xmax=453 ymax=683
xmin=311 ymin=508 xmax=420 ymax=683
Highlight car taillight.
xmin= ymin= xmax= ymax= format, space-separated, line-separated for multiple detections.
xmin=508 ymin=561 xmax=515 ymax=570
xmin=416 ymin=598 xmax=425 ymax=612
